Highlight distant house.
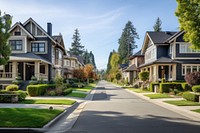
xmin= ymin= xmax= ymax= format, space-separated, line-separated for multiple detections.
xmin=139 ymin=31 xmax=200 ymax=82
xmin=123 ymin=50 xmax=144 ymax=84
xmin=0 ymin=18 xmax=66 ymax=84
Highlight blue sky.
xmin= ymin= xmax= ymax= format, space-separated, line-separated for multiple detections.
xmin=1 ymin=0 xmax=179 ymax=69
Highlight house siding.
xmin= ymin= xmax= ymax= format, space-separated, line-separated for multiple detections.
xmin=157 ymin=45 xmax=168 ymax=58
xmin=176 ymin=63 xmax=184 ymax=80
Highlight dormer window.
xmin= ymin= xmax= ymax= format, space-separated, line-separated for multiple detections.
xmin=31 ymin=42 xmax=45 ymax=52
xmin=14 ymin=31 xmax=21 ymax=36
xmin=9 ymin=40 xmax=22 ymax=50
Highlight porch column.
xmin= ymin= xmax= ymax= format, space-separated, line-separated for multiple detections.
xmin=35 ymin=62 xmax=40 ymax=80
xmin=169 ymin=65 xmax=171 ymax=80
xmin=172 ymin=64 xmax=176 ymax=80
xmin=154 ymin=65 xmax=158 ymax=82
xmin=12 ymin=62 xmax=17 ymax=80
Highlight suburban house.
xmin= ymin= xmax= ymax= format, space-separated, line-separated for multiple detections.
xmin=63 ymin=52 xmax=85 ymax=79
xmin=0 ymin=18 xmax=66 ymax=84
xmin=139 ymin=31 xmax=200 ymax=82
xmin=123 ymin=50 xmax=144 ymax=84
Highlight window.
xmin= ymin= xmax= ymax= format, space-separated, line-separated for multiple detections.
xmin=40 ymin=65 xmax=45 ymax=74
xmin=31 ymin=42 xmax=45 ymax=52
xmin=182 ymin=66 xmax=185 ymax=75
xmin=52 ymin=48 xmax=55 ymax=64
xmin=179 ymin=43 xmax=199 ymax=53
xmin=65 ymin=60 xmax=70 ymax=66
xmin=71 ymin=61 xmax=75 ymax=67
xmin=14 ymin=32 xmax=21 ymax=36
xmin=182 ymin=65 xmax=200 ymax=75
xmin=170 ymin=44 xmax=172 ymax=54
xmin=192 ymin=66 xmax=197 ymax=72
xmin=9 ymin=40 xmax=22 ymax=50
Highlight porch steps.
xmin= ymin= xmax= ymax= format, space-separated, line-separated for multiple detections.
xmin=20 ymin=81 xmax=30 ymax=91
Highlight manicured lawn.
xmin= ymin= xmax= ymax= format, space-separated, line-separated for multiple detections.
xmin=192 ymin=109 xmax=200 ymax=113
xmin=128 ymin=88 xmax=150 ymax=93
xmin=19 ymin=99 xmax=76 ymax=105
xmin=72 ymin=83 xmax=96 ymax=92
xmin=67 ymin=92 xmax=87 ymax=98
xmin=144 ymin=93 xmax=172 ymax=99
xmin=164 ymin=100 xmax=200 ymax=106
xmin=0 ymin=108 xmax=63 ymax=127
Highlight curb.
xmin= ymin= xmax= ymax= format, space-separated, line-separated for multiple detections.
xmin=125 ymin=89 xmax=200 ymax=122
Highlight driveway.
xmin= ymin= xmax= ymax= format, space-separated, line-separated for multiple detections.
xmin=67 ymin=80 xmax=200 ymax=133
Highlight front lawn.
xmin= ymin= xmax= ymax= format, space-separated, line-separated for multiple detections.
xmin=164 ymin=100 xmax=200 ymax=106
xmin=0 ymin=108 xmax=63 ymax=127
xmin=67 ymin=92 xmax=87 ymax=98
xmin=192 ymin=109 xmax=200 ymax=113
xmin=128 ymin=88 xmax=150 ymax=93
xmin=144 ymin=93 xmax=172 ymax=99
xmin=19 ymin=99 xmax=76 ymax=105
xmin=72 ymin=83 xmax=96 ymax=92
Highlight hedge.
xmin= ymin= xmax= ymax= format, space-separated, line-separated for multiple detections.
xmin=182 ymin=92 xmax=199 ymax=102
xmin=149 ymin=82 xmax=159 ymax=92
xmin=181 ymin=83 xmax=191 ymax=91
xmin=63 ymin=88 xmax=72 ymax=96
xmin=6 ymin=84 xmax=19 ymax=91
xmin=192 ymin=85 xmax=200 ymax=93
xmin=27 ymin=84 xmax=56 ymax=96
xmin=0 ymin=90 xmax=26 ymax=103
xmin=160 ymin=83 xmax=182 ymax=93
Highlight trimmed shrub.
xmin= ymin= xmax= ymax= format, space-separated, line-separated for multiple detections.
xmin=16 ymin=90 xmax=27 ymax=101
xmin=45 ymin=90 xmax=56 ymax=96
xmin=27 ymin=84 xmax=56 ymax=96
xmin=139 ymin=71 xmax=149 ymax=81
xmin=185 ymin=72 xmax=200 ymax=86
xmin=0 ymin=91 xmax=19 ymax=103
xmin=192 ymin=85 xmax=200 ymax=93
xmin=6 ymin=84 xmax=19 ymax=91
xmin=161 ymin=78 xmax=166 ymax=83
xmin=160 ymin=83 xmax=182 ymax=93
xmin=182 ymin=92 xmax=199 ymax=102
xmin=181 ymin=83 xmax=191 ymax=91
xmin=149 ymin=82 xmax=159 ymax=92
xmin=63 ymin=88 xmax=72 ymax=96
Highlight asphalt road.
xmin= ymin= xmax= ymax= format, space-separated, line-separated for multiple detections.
xmin=67 ymin=81 xmax=200 ymax=133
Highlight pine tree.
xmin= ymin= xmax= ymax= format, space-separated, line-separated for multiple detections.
xmin=118 ymin=21 xmax=139 ymax=64
xmin=0 ymin=12 xmax=12 ymax=65
xmin=153 ymin=17 xmax=162 ymax=32
xmin=83 ymin=49 xmax=90 ymax=64
xmin=106 ymin=51 xmax=113 ymax=74
xmin=89 ymin=51 xmax=96 ymax=69
xmin=175 ymin=0 xmax=200 ymax=49
xmin=69 ymin=29 xmax=84 ymax=56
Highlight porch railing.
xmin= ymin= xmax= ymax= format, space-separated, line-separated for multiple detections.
xmin=0 ymin=72 xmax=12 ymax=79
xmin=39 ymin=73 xmax=48 ymax=80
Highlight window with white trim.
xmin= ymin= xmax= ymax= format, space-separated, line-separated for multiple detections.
xmin=64 ymin=60 xmax=70 ymax=66
xmin=182 ymin=65 xmax=200 ymax=75
xmin=9 ymin=40 xmax=22 ymax=51
xmin=179 ymin=43 xmax=199 ymax=53
xmin=71 ymin=60 xmax=75 ymax=67
xmin=31 ymin=42 xmax=45 ymax=52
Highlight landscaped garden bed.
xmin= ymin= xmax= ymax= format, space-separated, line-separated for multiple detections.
xmin=0 ymin=108 xmax=63 ymax=128
xmin=164 ymin=100 xmax=200 ymax=106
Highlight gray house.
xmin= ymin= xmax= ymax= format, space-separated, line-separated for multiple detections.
xmin=140 ymin=31 xmax=200 ymax=82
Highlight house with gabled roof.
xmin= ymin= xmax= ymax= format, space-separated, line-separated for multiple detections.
xmin=139 ymin=31 xmax=200 ymax=82
xmin=0 ymin=18 xmax=66 ymax=84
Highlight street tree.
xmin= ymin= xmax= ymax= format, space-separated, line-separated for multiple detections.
xmin=118 ymin=21 xmax=139 ymax=64
xmin=69 ymin=29 xmax=84 ymax=56
xmin=175 ymin=0 xmax=200 ymax=49
xmin=0 ymin=12 xmax=12 ymax=65
xmin=153 ymin=17 xmax=162 ymax=32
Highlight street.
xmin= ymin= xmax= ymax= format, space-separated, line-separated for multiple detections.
xmin=68 ymin=81 xmax=200 ymax=133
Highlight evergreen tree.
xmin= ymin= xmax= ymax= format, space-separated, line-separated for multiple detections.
xmin=89 ymin=51 xmax=96 ymax=69
xmin=106 ymin=51 xmax=113 ymax=74
xmin=153 ymin=17 xmax=162 ymax=32
xmin=175 ymin=0 xmax=200 ymax=49
xmin=83 ymin=50 xmax=90 ymax=64
xmin=118 ymin=21 xmax=139 ymax=64
xmin=69 ymin=29 xmax=84 ymax=56
xmin=0 ymin=12 xmax=12 ymax=65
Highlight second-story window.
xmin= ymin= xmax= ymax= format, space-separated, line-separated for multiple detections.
xmin=31 ymin=43 xmax=45 ymax=52
xmin=71 ymin=60 xmax=75 ymax=67
xmin=9 ymin=40 xmax=22 ymax=51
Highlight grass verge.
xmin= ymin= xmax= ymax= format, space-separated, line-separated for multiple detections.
xmin=19 ymin=99 xmax=76 ymax=105
xmin=72 ymin=83 xmax=96 ymax=92
xmin=128 ymin=88 xmax=150 ymax=93
xmin=67 ymin=92 xmax=87 ymax=98
xmin=164 ymin=100 xmax=200 ymax=106
xmin=144 ymin=93 xmax=172 ymax=99
xmin=0 ymin=108 xmax=63 ymax=127
xmin=192 ymin=109 xmax=200 ymax=113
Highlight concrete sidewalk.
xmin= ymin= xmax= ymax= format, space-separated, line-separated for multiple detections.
xmin=125 ymin=89 xmax=200 ymax=122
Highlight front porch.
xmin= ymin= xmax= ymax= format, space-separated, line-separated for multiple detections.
xmin=0 ymin=61 xmax=49 ymax=81
xmin=141 ymin=64 xmax=177 ymax=82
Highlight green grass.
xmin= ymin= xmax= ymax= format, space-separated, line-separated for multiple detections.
xmin=164 ymin=100 xmax=200 ymax=106
xmin=128 ymin=88 xmax=150 ymax=93
xmin=192 ymin=109 xmax=200 ymax=113
xmin=144 ymin=93 xmax=172 ymax=99
xmin=19 ymin=99 xmax=76 ymax=105
xmin=72 ymin=83 xmax=96 ymax=92
xmin=0 ymin=108 xmax=63 ymax=127
xmin=67 ymin=92 xmax=87 ymax=98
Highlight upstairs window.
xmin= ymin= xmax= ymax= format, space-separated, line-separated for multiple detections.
xmin=169 ymin=44 xmax=172 ymax=54
xmin=14 ymin=31 xmax=21 ymax=36
xmin=179 ymin=43 xmax=200 ymax=53
xmin=31 ymin=42 xmax=45 ymax=52
xmin=9 ymin=40 xmax=22 ymax=50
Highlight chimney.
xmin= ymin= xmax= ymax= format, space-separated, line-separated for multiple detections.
xmin=47 ymin=22 xmax=52 ymax=36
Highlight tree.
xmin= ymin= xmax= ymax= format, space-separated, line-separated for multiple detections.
xmin=139 ymin=71 xmax=149 ymax=82
xmin=0 ymin=12 xmax=12 ymax=65
xmin=83 ymin=49 xmax=90 ymax=64
xmin=73 ymin=67 xmax=86 ymax=81
xmin=175 ymin=0 xmax=200 ymax=49
xmin=89 ymin=51 xmax=96 ymax=69
xmin=118 ymin=21 xmax=139 ymax=64
xmin=109 ymin=51 xmax=120 ymax=80
xmin=185 ymin=72 xmax=200 ymax=87
xmin=106 ymin=51 xmax=113 ymax=74
xmin=69 ymin=29 xmax=84 ymax=56
xmin=153 ymin=17 xmax=162 ymax=32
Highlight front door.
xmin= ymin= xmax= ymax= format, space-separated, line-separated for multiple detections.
xmin=26 ymin=62 xmax=34 ymax=80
